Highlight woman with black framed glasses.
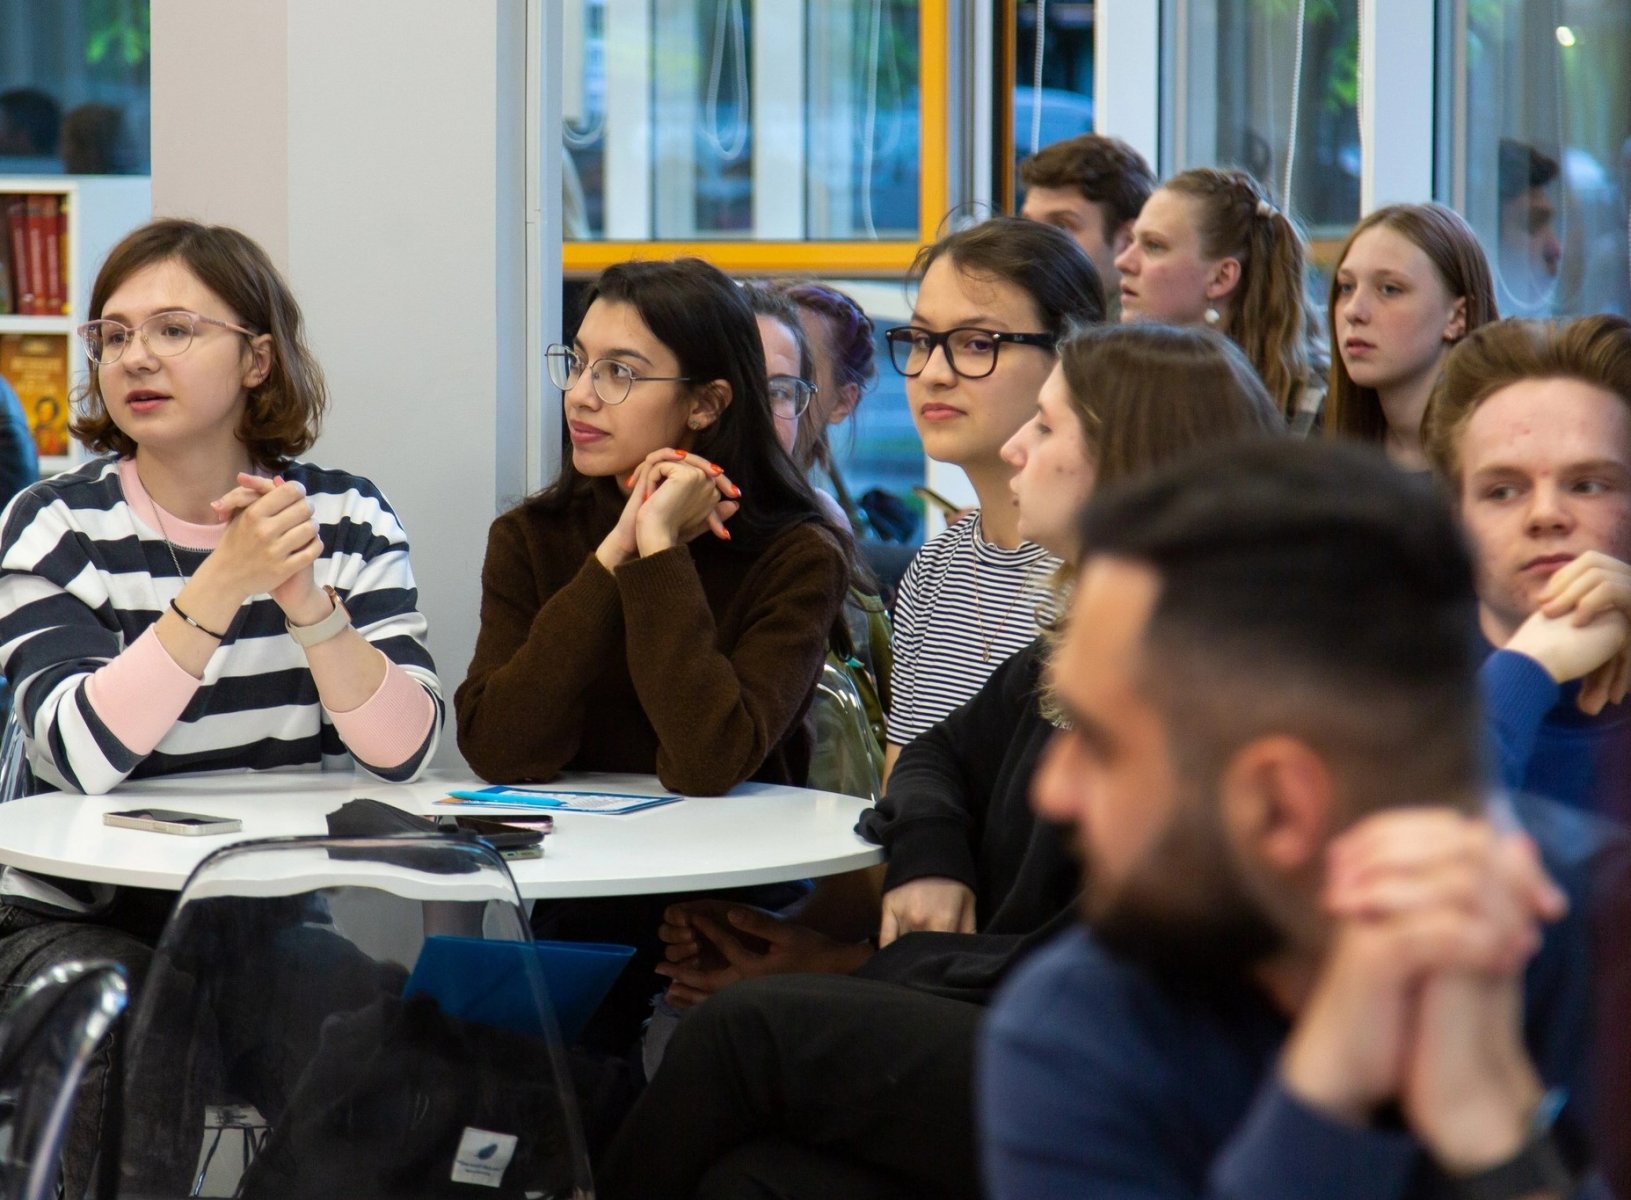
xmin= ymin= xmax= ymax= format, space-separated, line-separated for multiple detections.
xmin=456 ymin=258 xmax=850 ymax=798
xmin=880 ymin=216 xmax=1104 ymax=783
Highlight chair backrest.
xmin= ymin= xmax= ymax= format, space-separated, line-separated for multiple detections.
xmin=118 ymin=833 xmax=594 ymax=1199
xmin=0 ymin=707 xmax=32 ymax=806
xmin=806 ymin=655 xmax=883 ymax=803
xmin=0 ymin=960 xmax=128 ymax=1200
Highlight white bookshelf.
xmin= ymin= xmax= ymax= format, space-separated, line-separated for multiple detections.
xmin=0 ymin=175 xmax=151 ymax=476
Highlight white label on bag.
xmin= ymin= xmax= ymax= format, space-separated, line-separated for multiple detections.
xmin=451 ymin=1127 xmax=518 ymax=1188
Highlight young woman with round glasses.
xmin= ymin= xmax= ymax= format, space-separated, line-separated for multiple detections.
xmin=773 ymin=281 xmax=877 ymax=524
xmin=0 ymin=219 xmax=444 ymax=1197
xmin=456 ymin=257 xmax=850 ymax=796
xmin=880 ymin=216 xmax=1104 ymax=779
xmin=0 ymin=219 xmax=442 ymax=796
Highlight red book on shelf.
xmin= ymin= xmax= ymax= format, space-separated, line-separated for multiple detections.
xmin=24 ymin=195 xmax=50 ymax=317
xmin=55 ymin=196 xmax=68 ymax=312
xmin=0 ymin=223 xmax=12 ymax=315
xmin=40 ymin=195 xmax=63 ymax=314
xmin=5 ymin=196 xmax=31 ymax=315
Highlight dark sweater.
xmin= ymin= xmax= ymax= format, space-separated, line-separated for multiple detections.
xmin=455 ymin=479 xmax=848 ymax=795
xmin=855 ymin=640 xmax=1079 ymax=1003
xmin=980 ymin=794 xmax=1626 ymax=1199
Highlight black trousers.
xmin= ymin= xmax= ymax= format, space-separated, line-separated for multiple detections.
xmin=596 ymin=973 xmax=985 ymax=1200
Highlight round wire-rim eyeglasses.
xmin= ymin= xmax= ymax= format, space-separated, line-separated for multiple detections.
xmin=77 ymin=310 xmax=256 ymax=367
xmin=883 ymin=325 xmax=1056 ymax=380
xmin=768 ymin=375 xmax=817 ymax=420
xmin=546 ymin=343 xmax=690 ymax=405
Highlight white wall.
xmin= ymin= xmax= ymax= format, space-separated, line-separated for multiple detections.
xmin=151 ymin=0 xmax=540 ymax=768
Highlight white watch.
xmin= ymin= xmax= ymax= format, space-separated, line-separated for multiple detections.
xmin=286 ymin=585 xmax=351 ymax=647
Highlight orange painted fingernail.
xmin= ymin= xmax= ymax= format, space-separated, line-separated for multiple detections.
xmin=674 ymin=449 xmax=687 ymax=459
xmin=730 ymin=485 xmax=742 ymax=498
xmin=624 ymin=472 xmax=636 ymax=487
xmin=709 ymin=463 xmax=724 ymax=476
xmin=716 ymin=528 xmax=732 ymax=540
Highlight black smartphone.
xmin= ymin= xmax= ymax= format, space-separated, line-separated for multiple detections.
xmin=434 ymin=814 xmax=548 ymax=859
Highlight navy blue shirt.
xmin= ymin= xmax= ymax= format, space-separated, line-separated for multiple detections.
xmin=978 ymin=794 xmax=1621 ymax=1200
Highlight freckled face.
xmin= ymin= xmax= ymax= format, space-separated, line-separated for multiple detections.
xmin=1457 ymin=378 xmax=1631 ymax=640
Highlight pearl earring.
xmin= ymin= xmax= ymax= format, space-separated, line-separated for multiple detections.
xmin=1203 ymin=306 xmax=1221 ymax=326
xmin=687 ymin=417 xmax=704 ymax=430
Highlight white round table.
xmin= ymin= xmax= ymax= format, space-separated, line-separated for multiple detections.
xmin=0 ymin=769 xmax=882 ymax=898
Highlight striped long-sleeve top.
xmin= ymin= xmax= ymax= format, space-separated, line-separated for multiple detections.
xmin=0 ymin=456 xmax=443 ymax=793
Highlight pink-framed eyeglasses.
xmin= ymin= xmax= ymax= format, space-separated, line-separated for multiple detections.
xmin=76 ymin=310 xmax=257 ymax=366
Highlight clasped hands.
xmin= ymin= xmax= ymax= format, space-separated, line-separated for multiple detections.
xmin=187 ymin=473 xmax=327 ymax=623
xmin=1280 ymin=809 xmax=1567 ymax=1175
xmin=654 ymin=899 xmax=873 ymax=1008
xmin=597 ymin=449 xmax=741 ymax=569
xmin=1508 ymin=550 xmax=1631 ymax=714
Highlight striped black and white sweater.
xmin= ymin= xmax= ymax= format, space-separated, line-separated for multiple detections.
xmin=0 ymin=456 xmax=443 ymax=793
xmin=884 ymin=512 xmax=1059 ymax=749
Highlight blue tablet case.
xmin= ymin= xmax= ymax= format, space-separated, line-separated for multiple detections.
xmin=403 ymin=935 xmax=636 ymax=1044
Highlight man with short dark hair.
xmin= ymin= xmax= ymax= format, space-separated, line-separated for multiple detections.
xmin=1018 ymin=133 xmax=1155 ymax=305
xmin=1424 ymin=315 xmax=1631 ymax=820
xmin=1496 ymin=140 xmax=1564 ymax=315
xmin=980 ymin=440 xmax=1621 ymax=1199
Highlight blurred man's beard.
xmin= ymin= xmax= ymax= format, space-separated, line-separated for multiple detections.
xmin=1080 ymin=792 xmax=1284 ymax=989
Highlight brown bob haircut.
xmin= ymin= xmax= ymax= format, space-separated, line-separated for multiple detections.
xmin=1059 ymin=323 xmax=1285 ymax=490
xmin=1018 ymin=133 xmax=1156 ymax=239
xmin=72 ymin=219 xmax=327 ymax=466
xmin=1424 ymin=314 xmax=1631 ymax=489
xmin=1324 ymin=203 xmax=1497 ymax=442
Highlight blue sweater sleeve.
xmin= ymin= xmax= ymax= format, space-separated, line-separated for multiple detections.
xmin=1210 ymin=1080 xmax=1417 ymax=1200
xmin=979 ymin=930 xmax=1425 ymax=1200
xmin=1479 ymin=649 xmax=1561 ymax=793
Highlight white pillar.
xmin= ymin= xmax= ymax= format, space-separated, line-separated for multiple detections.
xmin=1094 ymin=0 xmax=1162 ymax=171
xmin=151 ymin=0 xmax=547 ymax=769
xmin=1359 ymin=0 xmax=1435 ymax=210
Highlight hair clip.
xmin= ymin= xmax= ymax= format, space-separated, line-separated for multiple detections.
xmin=1256 ymin=199 xmax=1275 ymax=218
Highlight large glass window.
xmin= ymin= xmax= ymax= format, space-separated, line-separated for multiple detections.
xmin=0 ymin=0 xmax=150 ymax=176
xmin=562 ymin=0 xmax=928 ymax=250
xmin=1437 ymin=0 xmax=1631 ymax=319
xmin=1167 ymin=0 xmax=1360 ymax=240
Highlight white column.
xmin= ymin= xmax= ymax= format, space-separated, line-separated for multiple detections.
xmin=151 ymin=0 xmax=544 ymax=769
xmin=1093 ymin=0 xmax=1161 ymax=171
xmin=751 ymin=0 xmax=807 ymax=239
xmin=1359 ymin=0 xmax=1435 ymax=210
xmin=603 ymin=0 xmax=655 ymax=239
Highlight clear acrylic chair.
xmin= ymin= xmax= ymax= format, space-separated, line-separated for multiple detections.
xmin=0 ymin=960 xmax=129 ymax=1200
xmin=0 ymin=707 xmax=33 ymax=806
xmin=116 ymin=834 xmax=594 ymax=1199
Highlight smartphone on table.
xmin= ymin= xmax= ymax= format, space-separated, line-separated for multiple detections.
xmin=435 ymin=814 xmax=549 ymax=860
xmin=103 ymin=808 xmax=243 ymax=836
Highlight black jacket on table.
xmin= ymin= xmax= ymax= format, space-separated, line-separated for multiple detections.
xmin=855 ymin=639 xmax=1079 ymax=1005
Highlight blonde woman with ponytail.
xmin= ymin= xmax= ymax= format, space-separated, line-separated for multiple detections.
xmin=1113 ymin=167 xmax=1327 ymax=432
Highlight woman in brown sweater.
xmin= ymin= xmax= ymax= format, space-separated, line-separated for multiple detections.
xmin=456 ymin=258 xmax=851 ymax=795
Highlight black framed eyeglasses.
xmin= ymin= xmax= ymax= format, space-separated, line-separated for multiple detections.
xmin=545 ymin=343 xmax=690 ymax=405
xmin=883 ymin=326 xmax=1056 ymax=380
xmin=768 ymin=375 xmax=817 ymax=421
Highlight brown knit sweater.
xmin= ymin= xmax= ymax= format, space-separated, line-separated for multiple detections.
xmin=455 ymin=479 xmax=849 ymax=794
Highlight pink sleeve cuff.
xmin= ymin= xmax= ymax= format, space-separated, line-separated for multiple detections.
xmin=326 ymin=654 xmax=437 ymax=770
xmin=83 ymin=626 xmax=205 ymax=756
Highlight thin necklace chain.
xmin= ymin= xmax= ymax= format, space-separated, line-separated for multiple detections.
xmin=147 ymin=499 xmax=188 ymax=580
xmin=968 ymin=522 xmax=1028 ymax=663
